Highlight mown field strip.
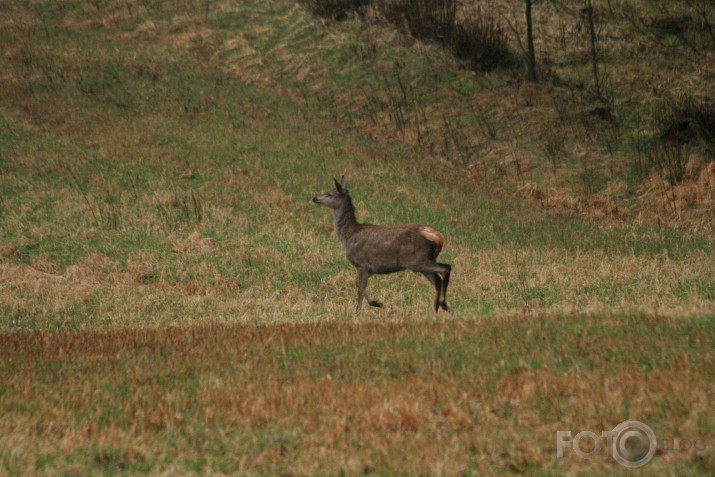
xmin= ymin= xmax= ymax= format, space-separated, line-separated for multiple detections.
xmin=1 ymin=316 xmax=713 ymax=475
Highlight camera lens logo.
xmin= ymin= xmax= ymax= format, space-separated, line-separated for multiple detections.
xmin=603 ymin=420 xmax=658 ymax=468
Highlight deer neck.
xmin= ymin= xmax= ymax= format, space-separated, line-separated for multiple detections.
xmin=333 ymin=196 xmax=358 ymax=246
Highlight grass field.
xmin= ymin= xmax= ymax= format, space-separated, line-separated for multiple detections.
xmin=1 ymin=0 xmax=714 ymax=475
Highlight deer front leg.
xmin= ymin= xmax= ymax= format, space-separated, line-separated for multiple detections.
xmin=355 ymin=268 xmax=369 ymax=313
xmin=359 ymin=271 xmax=382 ymax=307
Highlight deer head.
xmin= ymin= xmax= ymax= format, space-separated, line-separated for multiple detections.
xmin=312 ymin=176 xmax=349 ymax=209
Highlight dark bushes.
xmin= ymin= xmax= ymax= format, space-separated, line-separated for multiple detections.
xmin=384 ymin=0 xmax=510 ymax=71
xmin=450 ymin=6 xmax=512 ymax=71
xmin=303 ymin=0 xmax=511 ymax=72
xmin=655 ymin=94 xmax=715 ymax=145
xmin=302 ymin=0 xmax=373 ymax=21
xmin=383 ymin=0 xmax=456 ymax=42
xmin=649 ymin=15 xmax=693 ymax=41
xmin=631 ymin=95 xmax=715 ymax=185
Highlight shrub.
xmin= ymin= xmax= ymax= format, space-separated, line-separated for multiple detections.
xmin=384 ymin=0 xmax=510 ymax=71
xmin=450 ymin=5 xmax=511 ymax=71
xmin=383 ymin=0 xmax=456 ymax=41
xmin=647 ymin=141 xmax=691 ymax=185
xmin=654 ymin=93 xmax=715 ymax=145
xmin=649 ymin=14 xmax=693 ymax=44
xmin=303 ymin=0 xmax=373 ymax=21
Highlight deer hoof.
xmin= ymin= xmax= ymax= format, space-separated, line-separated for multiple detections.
xmin=440 ymin=302 xmax=450 ymax=311
xmin=369 ymin=300 xmax=383 ymax=308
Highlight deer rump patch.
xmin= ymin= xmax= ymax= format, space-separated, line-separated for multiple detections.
xmin=418 ymin=226 xmax=444 ymax=257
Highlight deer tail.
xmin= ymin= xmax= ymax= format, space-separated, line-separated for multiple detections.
xmin=418 ymin=226 xmax=444 ymax=259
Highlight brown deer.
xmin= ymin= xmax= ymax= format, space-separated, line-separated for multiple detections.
xmin=313 ymin=177 xmax=451 ymax=313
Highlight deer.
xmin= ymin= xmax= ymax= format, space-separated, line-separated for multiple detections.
xmin=312 ymin=177 xmax=451 ymax=313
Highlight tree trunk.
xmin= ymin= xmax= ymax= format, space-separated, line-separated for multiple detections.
xmin=526 ymin=0 xmax=536 ymax=81
xmin=585 ymin=0 xmax=601 ymax=97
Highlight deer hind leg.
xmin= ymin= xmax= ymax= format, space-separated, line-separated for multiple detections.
xmin=415 ymin=263 xmax=451 ymax=312
xmin=421 ymin=272 xmax=442 ymax=312
xmin=438 ymin=262 xmax=451 ymax=311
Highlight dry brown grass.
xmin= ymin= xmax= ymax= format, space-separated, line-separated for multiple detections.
xmin=633 ymin=159 xmax=715 ymax=228
xmin=3 ymin=222 xmax=714 ymax=332
xmin=520 ymin=182 xmax=630 ymax=220
xmin=1 ymin=317 xmax=713 ymax=475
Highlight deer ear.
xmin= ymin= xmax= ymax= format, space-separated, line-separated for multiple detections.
xmin=334 ymin=178 xmax=342 ymax=192
xmin=339 ymin=176 xmax=348 ymax=191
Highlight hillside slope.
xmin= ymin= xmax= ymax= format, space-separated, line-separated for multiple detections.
xmin=1 ymin=0 xmax=714 ymax=330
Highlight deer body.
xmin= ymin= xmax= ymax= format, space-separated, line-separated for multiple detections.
xmin=341 ymin=224 xmax=442 ymax=274
xmin=313 ymin=177 xmax=451 ymax=312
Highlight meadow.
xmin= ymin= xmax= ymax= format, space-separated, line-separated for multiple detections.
xmin=0 ymin=0 xmax=714 ymax=474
